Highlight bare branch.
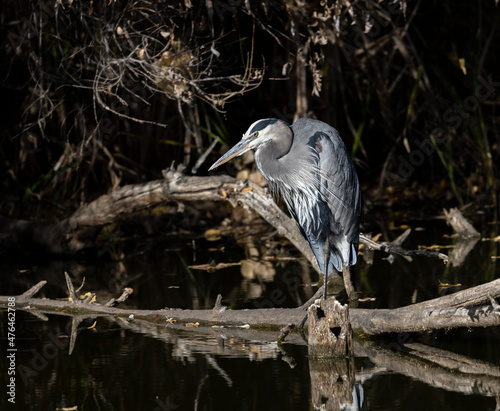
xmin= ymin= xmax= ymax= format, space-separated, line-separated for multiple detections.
xmin=360 ymin=233 xmax=449 ymax=264
xmin=20 ymin=281 xmax=47 ymax=299
xmin=2 ymin=277 xmax=500 ymax=336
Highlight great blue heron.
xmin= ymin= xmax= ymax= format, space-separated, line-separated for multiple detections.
xmin=209 ymin=118 xmax=363 ymax=300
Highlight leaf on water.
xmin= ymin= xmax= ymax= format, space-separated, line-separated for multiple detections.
xmin=241 ymin=186 xmax=254 ymax=193
xmin=79 ymin=292 xmax=93 ymax=300
xmin=185 ymin=322 xmax=199 ymax=327
xmin=418 ymin=244 xmax=455 ymax=251
xmin=189 ymin=262 xmax=241 ymax=272
xmin=438 ymin=280 xmax=461 ymax=291
xmin=263 ymin=255 xmax=299 ymax=261
xmin=204 ymin=228 xmax=222 ymax=241
xmin=389 ymin=221 xmax=410 ymax=230
xmin=220 ymin=187 xmax=227 ymax=198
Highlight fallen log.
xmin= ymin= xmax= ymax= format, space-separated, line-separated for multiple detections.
xmin=2 ymin=277 xmax=499 ymax=336
xmin=0 ymin=167 xmax=448 ymax=269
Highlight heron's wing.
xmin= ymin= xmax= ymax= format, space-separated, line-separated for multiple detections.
xmin=287 ymin=193 xmax=342 ymax=275
xmin=314 ymin=130 xmax=363 ymax=266
xmin=275 ymin=119 xmax=363 ymax=274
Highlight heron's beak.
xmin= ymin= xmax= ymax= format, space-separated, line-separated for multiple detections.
xmin=208 ymin=138 xmax=251 ymax=171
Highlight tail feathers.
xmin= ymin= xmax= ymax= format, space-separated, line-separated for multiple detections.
xmin=329 ymin=249 xmax=342 ymax=274
xmin=349 ymin=243 xmax=358 ymax=266
xmin=332 ymin=237 xmax=358 ymax=271
xmin=308 ymin=236 xmax=358 ymax=276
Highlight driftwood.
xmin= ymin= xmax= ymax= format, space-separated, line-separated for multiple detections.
xmin=444 ymin=207 xmax=481 ymax=238
xmin=3 ymin=277 xmax=500 ymax=410
xmin=9 ymin=292 xmax=499 ymax=409
xmin=0 ymin=167 xmax=448 ymax=271
xmin=2 ymin=276 xmax=500 ymax=337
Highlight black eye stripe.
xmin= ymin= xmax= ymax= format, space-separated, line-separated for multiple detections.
xmin=249 ymin=119 xmax=278 ymax=134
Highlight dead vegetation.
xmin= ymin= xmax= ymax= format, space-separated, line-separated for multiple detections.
xmin=1 ymin=0 xmax=498 ymax=223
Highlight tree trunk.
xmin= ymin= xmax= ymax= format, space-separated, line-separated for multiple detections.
xmin=307 ymin=298 xmax=353 ymax=358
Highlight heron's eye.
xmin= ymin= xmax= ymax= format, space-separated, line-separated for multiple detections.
xmin=253 ymin=132 xmax=259 ymax=138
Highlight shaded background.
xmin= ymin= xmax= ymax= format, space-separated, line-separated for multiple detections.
xmin=1 ymin=0 xmax=498 ymax=230
xmin=1 ymin=4 xmax=500 ymax=410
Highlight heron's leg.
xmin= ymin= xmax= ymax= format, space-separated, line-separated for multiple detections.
xmin=322 ymin=239 xmax=331 ymax=300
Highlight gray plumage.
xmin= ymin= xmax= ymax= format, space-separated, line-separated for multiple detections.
xmin=209 ymin=118 xmax=363 ymax=298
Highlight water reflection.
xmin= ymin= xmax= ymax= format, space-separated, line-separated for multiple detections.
xmin=1 ymin=218 xmax=499 ymax=410
xmin=309 ymin=357 xmax=356 ymax=410
xmin=2 ymin=311 xmax=499 ymax=410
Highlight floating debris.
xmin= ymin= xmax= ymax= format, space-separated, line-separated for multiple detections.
xmin=204 ymin=228 xmax=222 ymax=241
xmin=189 ymin=261 xmax=241 ymax=272
xmin=87 ymin=321 xmax=97 ymax=330
xmin=438 ymin=281 xmax=461 ymax=292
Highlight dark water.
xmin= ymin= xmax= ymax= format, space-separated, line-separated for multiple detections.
xmin=1 ymin=216 xmax=499 ymax=410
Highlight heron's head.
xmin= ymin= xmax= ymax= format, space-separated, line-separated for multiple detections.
xmin=209 ymin=119 xmax=286 ymax=170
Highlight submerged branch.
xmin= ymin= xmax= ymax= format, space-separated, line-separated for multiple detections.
xmin=359 ymin=233 xmax=448 ymax=263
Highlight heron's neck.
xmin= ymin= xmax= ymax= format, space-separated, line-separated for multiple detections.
xmin=254 ymin=128 xmax=293 ymax=183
